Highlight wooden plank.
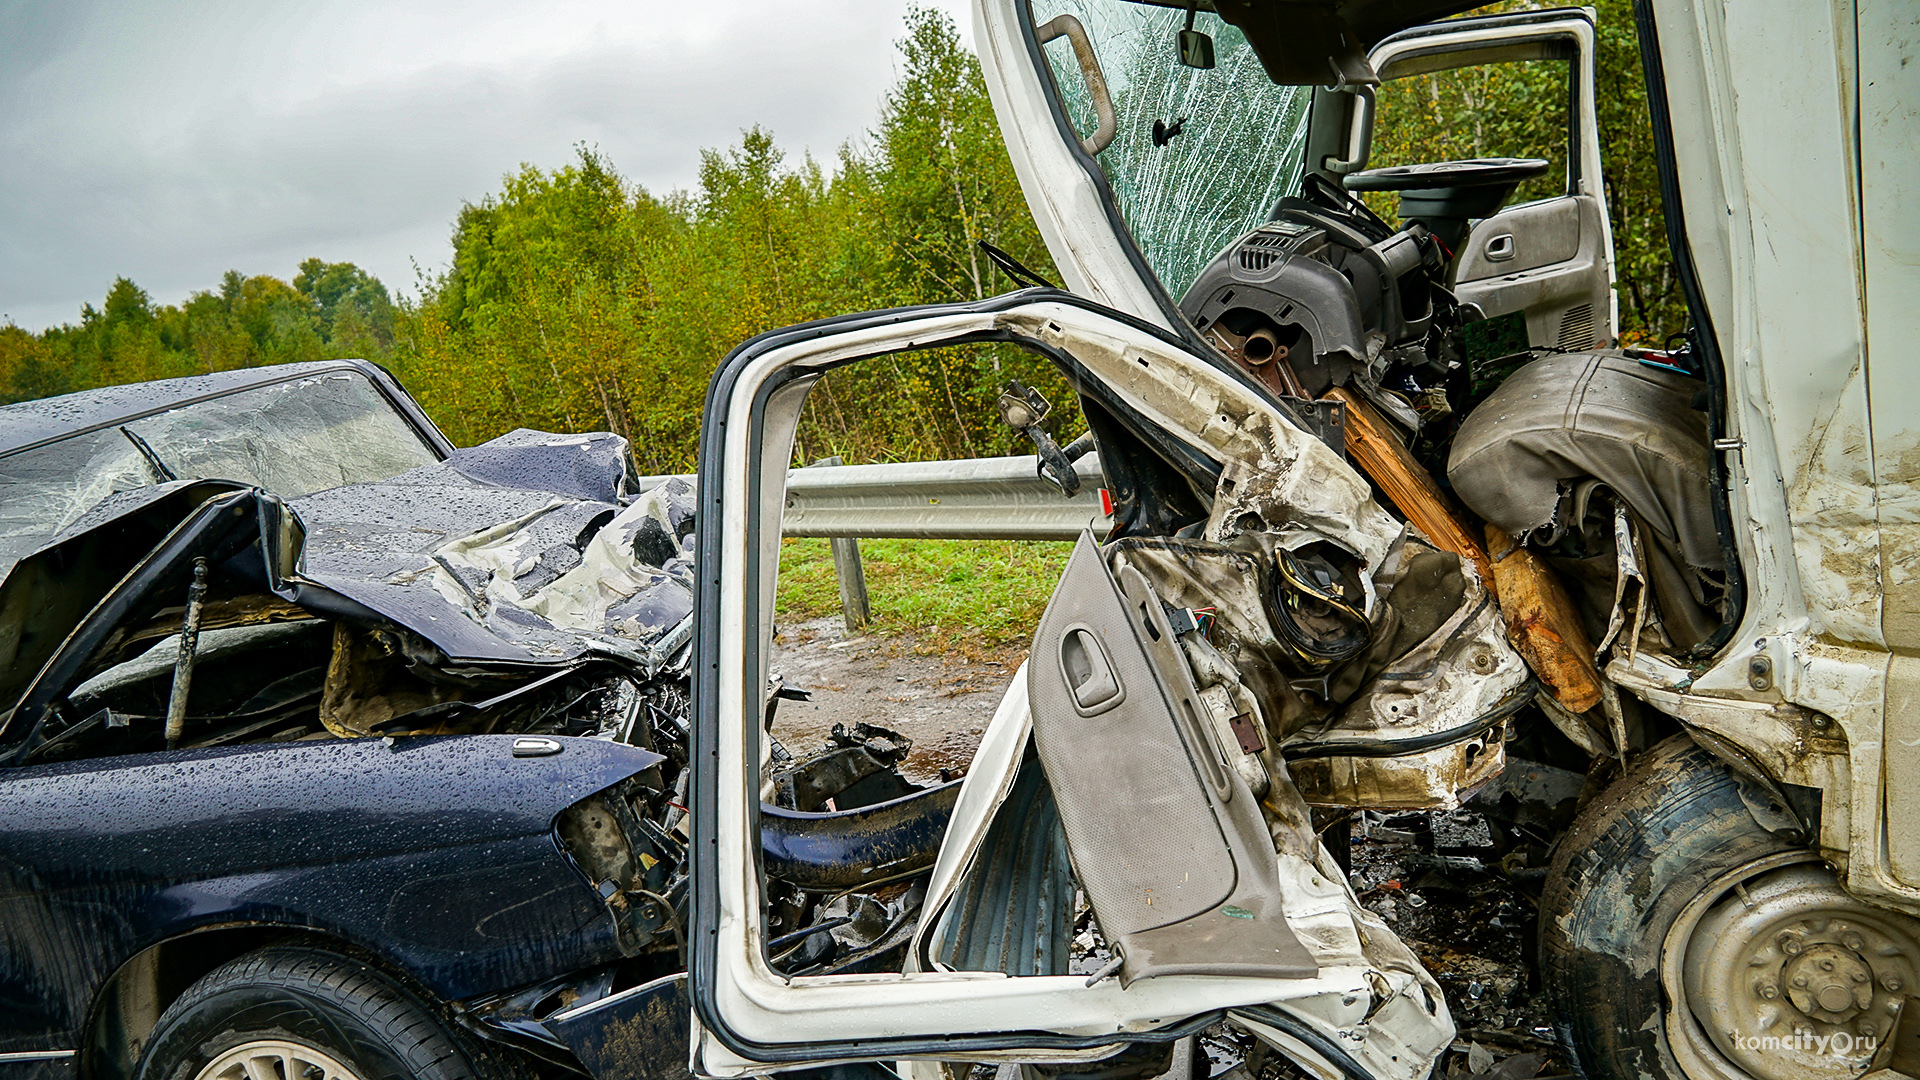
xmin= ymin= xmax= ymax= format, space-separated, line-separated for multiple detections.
xmin=1322 ymin=386 xmax=1495 ymax=589
xmin=1485 ymin=524 xmax=1606 ymax=713
xmin=1317 ymin=388 xmax=1605 ymax=713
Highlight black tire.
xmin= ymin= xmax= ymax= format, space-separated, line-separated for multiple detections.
xmin=1539 ymin=735 xmax=1801 ymax=1080
xmin=138 ymin=946 xmax=491 ymax=1080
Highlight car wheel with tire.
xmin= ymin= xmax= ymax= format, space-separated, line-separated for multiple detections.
xmin=1540 ymin=734 xmax=1920 ymax=1080
xmin=138 ymin=946 xmax=497 ymax=1080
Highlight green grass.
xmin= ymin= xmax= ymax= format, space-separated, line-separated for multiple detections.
xmin=775 ymin=537 xmax=1073 ymax=654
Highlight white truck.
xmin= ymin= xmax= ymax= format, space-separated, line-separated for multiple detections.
xmin=677 ymin=3 xmax=1920 ymax=1080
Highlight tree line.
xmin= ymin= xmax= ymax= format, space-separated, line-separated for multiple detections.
xmin=0 ymin=2 xmax=1681 ymax=474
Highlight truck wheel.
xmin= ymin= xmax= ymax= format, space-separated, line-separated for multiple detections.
xmin=1541 ymin=735 xmax=1920 ymax=1080
xmin=138 ymin=946 xmax=492 ymax=1080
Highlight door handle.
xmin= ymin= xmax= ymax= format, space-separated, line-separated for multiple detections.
xmin=1486 ymin=233 xmax=1517 ymax=261
xmin=1035 ymin=14 xmax=1117 ymax=156
xmin=1060 ymin=626 xmax=1124 ymax=714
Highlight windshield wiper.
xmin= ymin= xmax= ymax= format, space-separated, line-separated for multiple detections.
xmin=120 ymin=426 xmax=179 ymax=483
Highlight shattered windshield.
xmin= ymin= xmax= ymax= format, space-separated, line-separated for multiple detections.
xmin=0 ymin=371 xmax=439 ymax=580
xmin=1031 ymin=0 xmax=1312 ymax=301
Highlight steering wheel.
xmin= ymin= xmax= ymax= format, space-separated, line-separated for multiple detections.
xmin=1344 ymin=157 xmax=1550 ymax=192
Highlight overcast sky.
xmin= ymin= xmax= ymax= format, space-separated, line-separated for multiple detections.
xmin=0 ymin=0 xmax=972 ymax=331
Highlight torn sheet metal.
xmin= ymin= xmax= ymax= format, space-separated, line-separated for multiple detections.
xmin=1287 ymin=540 xmax=1529 ymax=810
xmin=1595 ymin=503 xmax=1648 ymax=659
xmin=1021 ymin=295 xmax=1535 ymax=809
xmin=1012 ymin=309 xmax=1403 ymax=571
xmin=289 ymin=431 xmax=696 ymax=672
xmin=1783 ymin=361 xmax=1885 ymax=646
xmin=1 ymin=427 xmax=701 ymax=758
xmin=1106 ymin=531 xmax=1527 ymax=810
xmin=428 ymin=479 xmax=696 ymax=646
xmin=1104 ymin=536 xmax=1327 ymax=741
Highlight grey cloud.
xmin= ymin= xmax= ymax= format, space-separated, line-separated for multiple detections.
xmin=0 ymin=0 xmax=969 ymax=330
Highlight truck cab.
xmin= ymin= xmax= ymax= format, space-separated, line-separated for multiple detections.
xmin=653 ymin=3 xmax=1920 ymax=1080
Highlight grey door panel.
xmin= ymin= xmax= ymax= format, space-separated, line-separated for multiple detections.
xmin=1454 ymin=196 xmax=1582 ymax=279
xmin=1453 ymin=194 xmax=1611 ymax=350
xmin=1027 ymin=532 xmax=1316 ymax=985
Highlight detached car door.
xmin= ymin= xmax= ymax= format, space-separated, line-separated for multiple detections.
xmin=685 ymin=293 xmax=1455 ymax=1080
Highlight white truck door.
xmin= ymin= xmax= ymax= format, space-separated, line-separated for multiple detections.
xmin=681 ymin=292 xmax=1452 ymax=1080
xmin=974 ymin=1 xmax=1612 ymax=351
xmin=1360 ymin=9 xmax=1618 ymax=350
xmin=973 ymin=0 xmax=1318 ymax=331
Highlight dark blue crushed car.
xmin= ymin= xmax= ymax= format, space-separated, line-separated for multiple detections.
xmin=0 ymin=361 xmax=949 ymax=1080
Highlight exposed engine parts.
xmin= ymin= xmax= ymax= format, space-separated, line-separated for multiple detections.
xmin=1184 ymin=179 xmax=1455 ymax=411
xmin=1161 ymin=165 xmax=1728 ymax=786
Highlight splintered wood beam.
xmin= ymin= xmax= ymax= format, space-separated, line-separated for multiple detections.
xmin=1484 ymin=524 xmax=1606 ymax=714
xmin=1319 ymin=387 xmax=1605 ymax=714
xmin=1321 ymin=386 xmax=1495 ymax=590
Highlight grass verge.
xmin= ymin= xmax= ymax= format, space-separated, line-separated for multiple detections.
xmin=776 ymin=537 xmax=1072 ymax=656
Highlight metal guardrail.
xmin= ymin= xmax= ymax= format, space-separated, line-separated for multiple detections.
xmin=636 ymin=453 xmax=1113 ymax=541
xmin=635 ymin=453 xmax=1111 ymax=629
xmin=784 ymin=453 xmax=1109 ymax=541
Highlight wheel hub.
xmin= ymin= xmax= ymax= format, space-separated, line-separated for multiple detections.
xmin=1781 ymin=942 xmax=1873 ymax=1022
xmin=1679 ymin=863 xmax=1920 ymax=1080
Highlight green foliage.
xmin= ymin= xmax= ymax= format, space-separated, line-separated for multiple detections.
xmin=295 ymin=258 xmax=396 ymax=349
xmin=1 ymin=263 xmax=391 ymax=405
xmin=389 ymin=5 xmax=1071 ymax=470
xmin=1366 ymin=56 xmax=1570 ymax=212
xmin=775 ymin=537 xmax=1074 ymax=653
xmin=1366 ymin=0 xmax=1685 ymax=344
xmin=0 ymin=325 xmax=66 ymax=403
xmin=8 ymin=0 xmax=1686 ymax=448
xmin=872 ymin=7 xmax=1045 ymax=304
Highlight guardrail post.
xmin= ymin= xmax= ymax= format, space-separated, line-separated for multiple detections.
xmin=812 ymin=457 xmax=871 ymax=629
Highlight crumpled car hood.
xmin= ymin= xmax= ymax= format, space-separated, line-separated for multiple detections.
xmin=289 ymin=428 xmax=697 ymax=670
xmin=0 ymin=429 xmax=695 ymax=741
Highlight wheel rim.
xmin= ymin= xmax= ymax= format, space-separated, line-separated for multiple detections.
xmin=193 ymin=1040 xmax=366 ymax=1080
xmin=1661 ymin=854 xmax=1920 ymax=1080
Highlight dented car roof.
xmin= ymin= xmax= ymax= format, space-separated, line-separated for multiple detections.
xmin=0 ymin=359 xmax=449 ymax=457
